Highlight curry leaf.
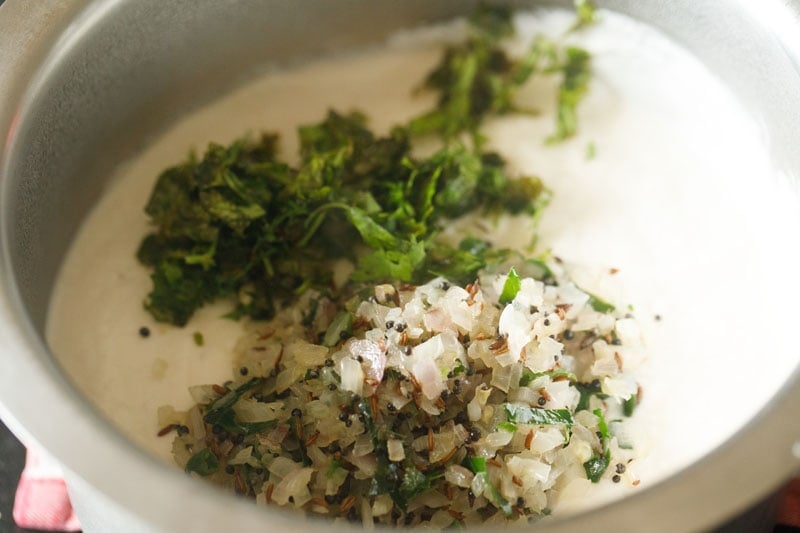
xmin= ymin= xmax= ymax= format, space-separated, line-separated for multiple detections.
xmin=504 ymin=404 xmax=574 ymax=425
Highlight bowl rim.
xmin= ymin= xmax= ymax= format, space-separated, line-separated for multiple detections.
xmin=1 ymin=1 xmax=799 ymax=531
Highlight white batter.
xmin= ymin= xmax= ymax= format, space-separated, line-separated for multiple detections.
xmin=46 ymin=9 xmax=800 ymax=513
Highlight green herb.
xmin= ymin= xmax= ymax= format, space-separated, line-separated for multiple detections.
xmin=326 ymin=459 xmax=342 ymax=478
xmin=547 ymin=46 xmax=592 ymax=144
xmin=570 ymin=0 xmax=598 ymax=32
xmin=185 ymin=448 xmax=219 ymax=476
xmin=586 ymin=142 xmax=596 ymax=160
xmin=192 ymin=331 xmax=204 ymax=346
xmin=425 ymin=237 xmax=517 ymax=287
xmin=322 ymin=310 xmax=352 ymax=347
xmin=136 ymin=3 xmax=600 ymax=326
xmin=411 ymin=4 xmax=593 ymax=145
xmin=575 ymin=380 xmax=607 ymax=411
xmin=499 ymin=267 xmax=522 ymax=304
xmin=202 ymin=378 xmax=275 ymax=435
xmin=408 ymin=4 xmax=521 ymax=140
xmin=519 ymin=368 xmax=578 ymax=387
xmin=587 ymin=291 xmax=616 ymax=313
xmin=497 ymin=421 xmax=517 ymax=433
xmin=583 ymin=449 xmax=610 ymax=483
xmin=469 ymin=456 xmax=487 ymax=473
xmin=468 ymin=456 xmax=513 ymax=517
xmin=389 ymin=466 xmax=441 ymax=511
xmin=504 ymin=404 xmax=574 ymax=425
xmin=583 ymin=408 xmax=611 ymax=482
xmin=594 ymin=407 xmax=610 ymax=440
xmin=138 ymin=112 xmax=546 ymax=326
xmin=623 ymin=393 xmax=637 ymax=417
xmin=523 ymin=257 xmax=554 ymax=280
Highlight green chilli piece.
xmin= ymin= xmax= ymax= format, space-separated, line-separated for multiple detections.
xmin=467 ymin=457 xmax=512 ymax=517
xmin=583 ymin=408 xmax=612 ymax=482
xmin=499 ymin=266 xmax=522 ymax=304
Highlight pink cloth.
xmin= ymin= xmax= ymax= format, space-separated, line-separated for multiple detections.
xmin=13 ymin=449 xmax=81 ymax=531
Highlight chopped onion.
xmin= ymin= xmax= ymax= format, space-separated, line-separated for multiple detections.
xmin=339 ymin=356 xmax=364 ymax=396
xmin=272 ymin=467 xmax=314 ymax=506
xmin=372 ymin=494 xmax=393 ymax=516
xmin=228 ymin=446 xmax=255 ymax=466
xmin=352 ymin=434 xmax=374 ymax=457
xmin=445 ymin=464 xmax=474 ymax=488
xmin=269 ymin=456 xmax=300 ymax=478
xmin=233 ymin=398 xmax=282 ymax=423
xmin=170 ymin=254 xmax=646 ymax=525
xmin=485 ymin=430 xmax=513 ymax=448
xmin=348 ymin=338 xmax=386 ymax=394
xmin=288 ymin=340 xmax=328 ymax=367
xmin=387 ymin=439 xmax=405 ymax=462
xmin=499 ymin=304 xmax=532 ymax=361
xmin=409 ymin=350 xmax=444 ymax=400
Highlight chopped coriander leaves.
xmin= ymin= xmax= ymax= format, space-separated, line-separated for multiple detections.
xmin=547 ymin=46 xmax=592 ymax=144
xmin=185 ymin=448 xmax=219 ymax=476
xmin=575 ymin=380 xmax=608 ymax=411
xmin=137 ymin=2 xmax=594 ymax=326
xmin=410 ymin=3 xmax=593 ymax=144
xmin=391 ymin=466 xmax=439 ymax=511
xmin=594 ymin=407 xmax=610 ymax=440
xmin=497 ymin=421 xmax=517 ymax=433
xmin=583 ymin=408 xmax=612 ymax=482
xmin=587 ymin=292 xmax=616 ymax=313
xmin=583 ymin=449 xmax=611 ymax=483
xmin=570 ymin=0 xmax=598 ymax=33
xmin=202 ymin=378 xmax=276 ymax=435
xmin=326 ymin=459 xmax=343 ymax=478
xmin=139 ymin=120 xmax=546 ymax=326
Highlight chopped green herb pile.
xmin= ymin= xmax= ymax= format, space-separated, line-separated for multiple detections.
xmin=410 ymin=3 xmax=594 ymax=143
xmin=138 ymin=111 xmax=547 ymax=325
xmin=137 ymin=3 xmax=605 ymax=326
xmin=138 ymin=4 xmax=597 ymax=326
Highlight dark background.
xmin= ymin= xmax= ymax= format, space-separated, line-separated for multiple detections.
xmin=0 ymin=422 xmax=30 ymax=533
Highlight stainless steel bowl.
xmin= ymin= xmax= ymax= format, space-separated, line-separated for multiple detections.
xmin=1 ymin=1 xmax=799 ymax=531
